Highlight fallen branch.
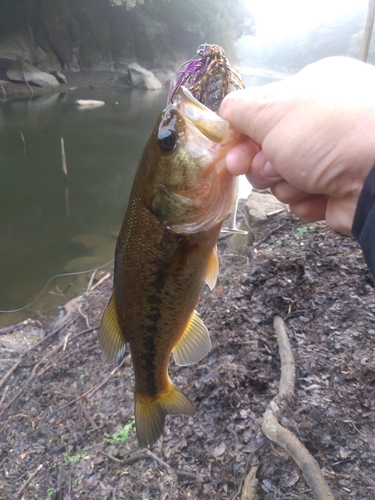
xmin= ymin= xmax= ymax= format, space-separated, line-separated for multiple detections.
xmin=100 ymin=449 xmax=196 ymax=479
xmin=262 ymin=315 xmax=335 ymax=500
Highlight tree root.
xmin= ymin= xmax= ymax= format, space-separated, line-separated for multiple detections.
xmin=240 ymin=465 xmax=259 ymax=500
xmin=261 ymin=315 xmax=335 ymax=500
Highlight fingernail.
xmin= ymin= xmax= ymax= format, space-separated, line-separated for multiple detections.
xmin=263 ymin=160 xmax=279 ymax=179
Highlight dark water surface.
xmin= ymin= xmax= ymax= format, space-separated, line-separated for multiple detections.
xmin=0 ymin=87 xmax=168 ymax=326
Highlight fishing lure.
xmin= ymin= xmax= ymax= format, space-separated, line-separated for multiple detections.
xmin=168 ymin=43 xmax=245 ymax=112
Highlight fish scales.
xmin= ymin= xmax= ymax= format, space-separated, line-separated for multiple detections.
xmin=99 ymin=44 xmax=244 ymax=448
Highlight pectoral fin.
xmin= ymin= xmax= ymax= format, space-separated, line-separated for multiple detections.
xmin=173 ymin=310 xmax=211 ymax=366
xmin=204 ymin=245 xmax=219 ymax=290
xmin=98 ymin=294 xmax=127 ymax=365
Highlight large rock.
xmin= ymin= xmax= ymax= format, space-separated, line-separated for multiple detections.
xmin=245 ymin=190 xmax=287 ymax=228
xmin=7 ymin=60 xmax=60 ymax=87
xmin=227 ymin=191 xmax=287 ymax=251
xmin=127 ymin=62 xmax=162 ymax=90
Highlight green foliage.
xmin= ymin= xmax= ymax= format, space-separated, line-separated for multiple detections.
xmin=125 ymin=0 xmax=254 ymax=61
xmin=296 ymin=225 xmax=316 ymax=239
xmin=63 ymin=451 xmax=88 ymax=466
xmin=107 ymin=420 xmax=135 ymax=444
xmin=45 ymin=488 xmax=54 ymax=500
xmin=0 ymin=0 xmax=255 ymax=69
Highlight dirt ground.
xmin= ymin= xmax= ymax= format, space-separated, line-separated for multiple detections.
xmin=1 ymin=202 xmax=375 ymax=500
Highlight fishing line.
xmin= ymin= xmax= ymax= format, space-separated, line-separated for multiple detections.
xmin=0 ymin=259 xmax=114 ymax=314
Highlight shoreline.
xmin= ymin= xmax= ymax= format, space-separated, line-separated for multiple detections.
xmin=0 ymin=69 xmax=136 ymax=100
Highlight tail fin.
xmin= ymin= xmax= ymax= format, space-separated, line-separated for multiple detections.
xmin=135 ymin=383 xmax=195 ymax=448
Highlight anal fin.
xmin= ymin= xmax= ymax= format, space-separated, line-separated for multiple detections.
xmin=172 ymin=310 xmax=211 ymax=366
xmin=98 ymin=294 xmax=127 ymax=365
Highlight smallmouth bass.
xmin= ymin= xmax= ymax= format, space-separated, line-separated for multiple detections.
xmin=99 ymin=54 xmax=244 ymax=448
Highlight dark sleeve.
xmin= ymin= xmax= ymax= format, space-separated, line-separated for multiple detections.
xmin=352 ymin=164 xmax=375 ymax=278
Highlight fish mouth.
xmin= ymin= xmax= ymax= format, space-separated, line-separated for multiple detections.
xmin=174 ymin=86 xmax=238 ymax=145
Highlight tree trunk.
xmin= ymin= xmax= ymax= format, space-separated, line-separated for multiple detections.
xmin=360 ymin=0 xmax=375 ymax=62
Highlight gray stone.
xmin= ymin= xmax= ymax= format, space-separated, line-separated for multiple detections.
xmin=7 ymin=60 xmax=60 ymax=87
xmin=127 ymin=62 xmax=162 ymax=90
xmin=245 ymin=190 xmax=287 ymax=229
xmin=51 ymin=70 xmax=67 ymax=84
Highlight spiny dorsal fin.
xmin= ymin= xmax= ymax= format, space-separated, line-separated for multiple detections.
xmin=98 ymin=294 xmax=127 ymax=365
xmin=205 ymin=245 xmax=219 ymax=290
xmin=172 ymin=310 xmax=211 ymax=366
xmin=135 ymin=382 xmax=195 ymax=448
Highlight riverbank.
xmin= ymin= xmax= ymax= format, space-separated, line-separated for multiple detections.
xmin=0 ymin=69 xmax=152 ymax=100
xmin=1 ymin=203 xmax=375 ymax=499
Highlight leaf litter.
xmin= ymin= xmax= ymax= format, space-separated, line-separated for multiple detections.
xmin=1 ymin=199 xmax=375 ymax=499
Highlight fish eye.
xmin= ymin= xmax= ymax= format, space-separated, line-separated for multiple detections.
xmin=158 ymin=133 xmax=176 ymax=153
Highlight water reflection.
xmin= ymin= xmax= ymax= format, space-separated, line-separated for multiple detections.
xmin=0 ymin=88 xmax=168 ymax=326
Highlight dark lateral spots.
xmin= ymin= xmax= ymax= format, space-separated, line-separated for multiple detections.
xmin=146 ymin=294 xmax=163 ymax=306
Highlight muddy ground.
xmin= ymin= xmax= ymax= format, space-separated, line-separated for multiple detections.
xmin=1 ymin=204 xmax=375 ymax=500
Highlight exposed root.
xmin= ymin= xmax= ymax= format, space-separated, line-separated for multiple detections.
xmin=262 ymin=315 xmax=335 ymax=500
xmin=240 ymin=465 xmax=259 ymax=500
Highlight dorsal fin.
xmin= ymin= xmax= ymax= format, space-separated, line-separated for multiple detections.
xmin=172 ymin=310 xmax=211 ymax=366
xmin=205 ymin=245 xmax=219 ymax=290
xmin=98 ymin=294 xmax=127 ymax=365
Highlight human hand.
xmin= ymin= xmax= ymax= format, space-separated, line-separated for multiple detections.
xmin=220 ymin=57 xmax=375 ymax=234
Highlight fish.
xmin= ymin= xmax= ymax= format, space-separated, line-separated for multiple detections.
xmin=99 ymin=45 xmax=244 ymax=448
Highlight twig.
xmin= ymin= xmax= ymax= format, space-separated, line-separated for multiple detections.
xmin=14 ymin=463 xmax=43 ymax=498
xmin=0 ymin=384 xmax=9 ymax=412
xmin=0 ymin=319 xmax=43 ymax=336
xmin=78 ymin=304 xmax=90 ymax=329
xmin=77 ymin=399 xmax=98 ymax=430
xmin=100 ymin=449 xmax=196 ymax=479
xmin=0 ymin=326 xmax=96 ymax=417
xmin=0 ymin=83 xmax=6 ymax=99
xmin=146 ymin=449 xmax=177 ymax=476
xmin=101 ymin=450 xmax=148 ymax=465
xmin=90 ymin=271 xmax=111 ymax=291
xmin=240 ymin=466 xmax=258 ymax=500
xmin=254 ymin=222 xmax=288 ymax=246
xmin=262 ymin=316 xmax=335 ymax=500
xmin=21 ymin=62 xmax=33 ymax=95
xmin=86 ymin=271 xmax=97 ymax=293
xmin=0 ymin=361 xmax=54 ymax=418
xmin=0 ymin=356 xmax=25 ymax=391
xmin=61 ymin=137 xmax=68 ymax=182
xmin=56 ymin=358 xmax=125 ymax=411
xmin=20 ymin=131 xmax=26 ymax=148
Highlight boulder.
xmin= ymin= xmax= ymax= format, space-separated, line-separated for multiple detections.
xmin=50 ymin=70 xmax=67 ymax=84
xmin=245 ymin=190 xmax=287 ymax=229
xmin=127 ymin=62 xmax=162 ymax=90
xmin=7 ymin=60 xmax=60 ymax=87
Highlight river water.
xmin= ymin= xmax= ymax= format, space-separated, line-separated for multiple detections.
xmin=0 ymin=86 xmax=254 ymax=327
xmin=0 ymin=88 xmax=174 ymax=326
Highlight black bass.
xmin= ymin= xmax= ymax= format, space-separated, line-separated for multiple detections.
xmin=99 ymin=45 xmax=244 ymax=448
